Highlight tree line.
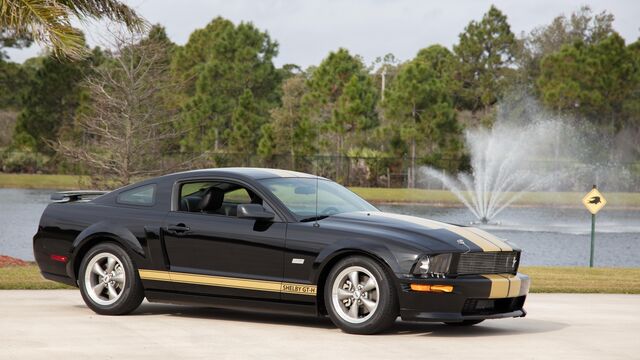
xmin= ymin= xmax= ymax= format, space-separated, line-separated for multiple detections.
xmin=0 ymin=5 xmax=639 ymax=186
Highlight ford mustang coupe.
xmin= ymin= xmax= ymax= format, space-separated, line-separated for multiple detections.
xmin=34 ymin=168 xmax=529 ymax=334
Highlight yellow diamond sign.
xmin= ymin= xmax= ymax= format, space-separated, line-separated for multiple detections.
xmin=582 ymin=188 xmax=606 ymax=215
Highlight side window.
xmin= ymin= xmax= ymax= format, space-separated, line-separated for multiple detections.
xmin=177 ymin=181 xmax=264 ymax=217
xmin=224 ymin=188 xmax=252 ymax=204
xmin=116 ymin=184 xmax=156 ymax=206
xmin=181 ymin=182 xmax=215 ymax=198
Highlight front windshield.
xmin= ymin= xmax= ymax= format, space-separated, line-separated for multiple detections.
xmin=259 ymin=177 xmax=377 ymax=219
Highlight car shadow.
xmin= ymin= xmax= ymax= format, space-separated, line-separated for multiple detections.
xmin=121 ymin=302 xmax=568 ymax=336
xmin=129 ymin=302 xmax=335 ymax=330
xmin=383 ymin=318 xmax=568 ymax=337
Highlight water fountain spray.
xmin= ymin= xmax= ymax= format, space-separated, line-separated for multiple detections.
xmin=423 ymin=121 xmax=567 ymax=224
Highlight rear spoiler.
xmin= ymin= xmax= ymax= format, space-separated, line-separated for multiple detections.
xmin=51 ymin=190 xmax=109 ymax=202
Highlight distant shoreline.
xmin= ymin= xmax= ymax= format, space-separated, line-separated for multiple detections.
xmin=2 ymin=173 xmax=640 ymax=209
xmin=373 ymin=202 xmax=640 ymax=211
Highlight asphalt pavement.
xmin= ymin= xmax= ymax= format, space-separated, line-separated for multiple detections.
xmin=0 ymin=291 xmax=638 ymax=359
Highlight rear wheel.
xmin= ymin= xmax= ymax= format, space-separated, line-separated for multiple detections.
xmin=324 ymin=256 xmax=398 ymax=334
xmin=78 ymin=242 xmax=144 ymax=315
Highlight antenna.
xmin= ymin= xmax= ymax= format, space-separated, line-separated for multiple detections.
xmin=313 ymin=114 xmax=320 ymax=228
xmin=314 ymin=171 xmax=319 ymax=227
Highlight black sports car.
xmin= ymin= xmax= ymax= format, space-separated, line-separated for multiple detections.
xmin=34 ymin=168 xmax=529 ymax=334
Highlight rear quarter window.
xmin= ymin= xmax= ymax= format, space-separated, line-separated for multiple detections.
xmin=116 ymin=184 xmax=156 ymax=206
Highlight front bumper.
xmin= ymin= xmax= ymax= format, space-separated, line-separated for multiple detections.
xmin=397 ymin=272 xmax=530 ymax=323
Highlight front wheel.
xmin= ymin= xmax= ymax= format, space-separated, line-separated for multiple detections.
xmin=324 ymin=256 xmax=398 ymax=334
xmin=78 ymin=242 xmax=144 ymax=315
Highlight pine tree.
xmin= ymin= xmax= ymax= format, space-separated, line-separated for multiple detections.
xmin=333 ymin=72 xmax=378 ymax=151
xmin=538 ymin=33 xmax=639 ymax=135
xmin=304 ymin=48 xmax=377 ymax=179
xmin=305 ymin=50 xmax=377 ymax=145
xmin=226 ymin=89 xmax=264 ymax=165
xmin=12 ymin=43 xmax=100 ymax=153
xmin=383 ymin=45 xmax=461 ymax=187
xmin=454 ymin=5 xmax=517 ymax=123
xmin=177 ymin=18 xmax=280 ymax=155
xmin=258 ymin=75 xmax=316 ymax=169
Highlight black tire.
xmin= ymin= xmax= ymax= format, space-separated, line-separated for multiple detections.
xmin=444 ymin=320 xmax=484 ymax=326
xmin=324 ymin=256 xmax=398 ymax=334
xmin=78 ymin=242 xmax=144 ymax=315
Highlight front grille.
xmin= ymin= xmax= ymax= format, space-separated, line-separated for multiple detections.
xmin=455 ymin=251 xmax=519 ymax=275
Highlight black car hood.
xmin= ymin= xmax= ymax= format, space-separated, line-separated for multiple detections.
xmin=323 ymin=211 xmax=517 ymax=253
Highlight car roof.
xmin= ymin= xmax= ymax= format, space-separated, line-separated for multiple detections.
xmin=168 ymin=167 xmax=325 ymax=181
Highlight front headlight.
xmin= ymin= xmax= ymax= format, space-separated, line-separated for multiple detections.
xmin=413 ymin=254 xmax=452 ymax=278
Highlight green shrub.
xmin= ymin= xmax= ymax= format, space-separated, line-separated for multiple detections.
xmin=0 ymin=149 xmax=50 ymax=173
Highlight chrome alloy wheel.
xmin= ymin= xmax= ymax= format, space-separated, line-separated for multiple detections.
xmin=331 ymin=266 xmax=379 ymax=324
xmin=84 ymin=252 xmax=126 ymax=306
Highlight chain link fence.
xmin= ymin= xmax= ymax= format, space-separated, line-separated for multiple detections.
xmin=2 ymin=150 xmax=640 ymax=192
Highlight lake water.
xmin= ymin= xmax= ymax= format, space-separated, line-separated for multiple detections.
xmin=1 ymin=188 xmax=639 ymax=267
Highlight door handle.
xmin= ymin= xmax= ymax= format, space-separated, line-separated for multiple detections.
xmin=167 ymin=224 xmax=190 ymax=234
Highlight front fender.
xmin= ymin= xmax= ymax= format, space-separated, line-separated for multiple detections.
xmin=311 ymin=239 xmax=402 ymax=284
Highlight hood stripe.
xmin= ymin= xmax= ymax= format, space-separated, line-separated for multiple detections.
xmin=445 ymin=226 xmax=501 ymax=252
xmin=372 ymin=212 xmax=505 ymax=252
xmin=464 ymin=227 xmax=512 ymax=251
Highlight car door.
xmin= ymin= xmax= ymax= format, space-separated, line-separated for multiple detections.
xmin=162 ymin=179 xmax=286 ymax=300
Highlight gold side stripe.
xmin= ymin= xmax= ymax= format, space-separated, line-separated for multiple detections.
xmin=138 ymin=269 xmax=317 ymax=296
xmin=138 ymin=269 xmax=171 ymax=281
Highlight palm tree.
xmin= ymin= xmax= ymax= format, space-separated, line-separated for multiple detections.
xmin=0 ymin=0 xmax=145 ymax=59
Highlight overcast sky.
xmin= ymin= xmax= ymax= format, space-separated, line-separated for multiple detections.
xmin=5 ymin=0 xmax=640 ymax=67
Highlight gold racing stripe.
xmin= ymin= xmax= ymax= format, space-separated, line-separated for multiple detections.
xmin=482 ymin=274 xmax=510 ymax=298
xmin=446 ymin=227 xmax=502 ymax=252
xmin=483 ymin=274 xmax=524 ymax=298
xmin=372 ymin=212 xmax=506 ymax=252
xmin=506 ymin=274 xmax=522 ymax=298
xmin=138 ymin=269 xmax=317 ymax=296
xmin=138 ymin=269 xmax=171 ymax=281
xmin=465 ymin=227 xmax=513 ymax=251
xmin=169 ymin=272 xmax=282 ymax=293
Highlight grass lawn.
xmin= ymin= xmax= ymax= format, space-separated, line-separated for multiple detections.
xmin=351 ymin=187 xmax=640 ymax=208
xmin=0 ymin=173 xmax=86 ymax=190
xmin=520 ymin=266 xmax=640 ymax=294
xmin=0 ymin=265 xmax=73 ymax=290
xmin=1 ymin=264 xmax=638 ymax=293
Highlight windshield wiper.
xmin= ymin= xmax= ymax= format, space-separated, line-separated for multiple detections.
xmin=299 ymin=215 xmax=330 ymax=222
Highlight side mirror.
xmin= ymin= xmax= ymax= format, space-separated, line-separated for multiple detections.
xmin=237 ymin=204 xmax=274 ymax=221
